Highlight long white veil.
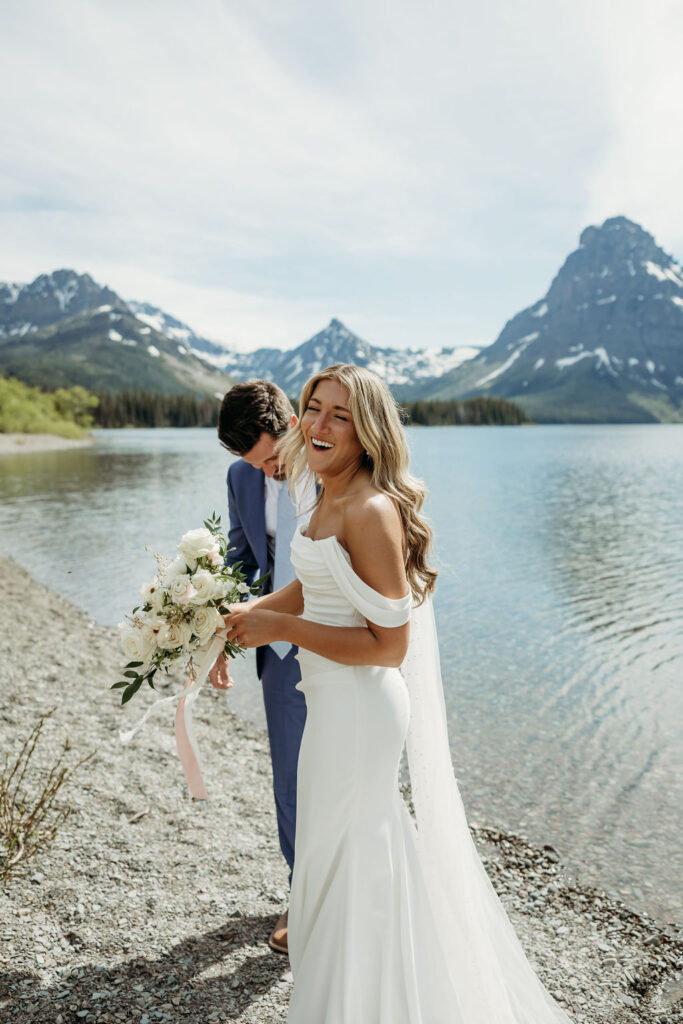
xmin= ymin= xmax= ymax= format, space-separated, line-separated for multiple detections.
xmin=403 ymin=597 xmax=574 ymax=1022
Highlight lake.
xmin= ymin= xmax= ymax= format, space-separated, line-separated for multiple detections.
xmin=1 ymin=425 xmax=681 ymax=927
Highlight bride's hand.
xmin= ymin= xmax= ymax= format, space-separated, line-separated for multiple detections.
xmin=222 ymin=605 xmax=285 ymax=649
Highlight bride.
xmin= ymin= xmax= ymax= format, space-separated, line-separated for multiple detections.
xmin=223 ymin=364 xmax=574 ymax=1023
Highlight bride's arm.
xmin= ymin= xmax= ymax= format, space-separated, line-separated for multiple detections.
xmin=240 ymin=578 xmax=304 ymax=615
xmin=224 ymin=497 xmax=409 ymax=668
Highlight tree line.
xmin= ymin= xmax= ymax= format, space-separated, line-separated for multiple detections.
xmin=1 ymin=377 xmax=529 ymax=433
xmin=400 ymin=395 xmax=528 ymax=425
xmin=92 ymin=391 xmax=528 ymax=428
xmin=93 ymin=390 xmax=221 ymax=428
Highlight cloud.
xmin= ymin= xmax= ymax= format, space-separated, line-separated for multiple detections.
xmin=582 ymin=0 xmax=683 ymax=257
xmin=1 ymin=0 xmax=681 ymax=350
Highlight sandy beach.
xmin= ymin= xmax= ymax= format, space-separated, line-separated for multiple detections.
xmin=0 ymin=555 xmax=680 ymax=1024
xmin=0 ymin=434 xmax=94 ymax=457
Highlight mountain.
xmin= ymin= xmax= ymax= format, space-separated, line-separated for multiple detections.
xmin=0 ymin=270 xmax=121 ymax=334
xmin=0 ymin=270 xmax=234 ymax=396
xmin=126 ymin=300 xmax=228 ymax=359
xmin=5 ymin=218 xmax=682 ymax=421
xmin=424 ymin=217 xmax=683 ymax=422
xmin=197 ymin=318 xmax=480 ymax=397
xmin=0 ymin=276 xmax=475 ymax=400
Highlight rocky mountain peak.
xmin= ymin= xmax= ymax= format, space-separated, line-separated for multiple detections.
xmin=578 ymin=216 xmax=657 ymax=255
xmin=0 ymin=268 xmax=125 ymax=336
xmin=432 ymin=215 xmax=683 ymax=422
xmin=546 ymin=217 xmax=683 ymax=313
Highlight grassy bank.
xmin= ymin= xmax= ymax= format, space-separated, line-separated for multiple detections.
xmin=0 ymin=376 xmax=98 ymax=439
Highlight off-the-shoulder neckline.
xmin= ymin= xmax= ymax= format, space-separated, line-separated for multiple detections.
xmin=296 ymin=524 xmax=411 ymax=605
xmin=297 ymin=523 xmax=351 ymax=562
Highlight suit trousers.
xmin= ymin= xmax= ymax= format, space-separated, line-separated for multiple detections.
xmin=259 ymin=643 xmax=307 ymax=882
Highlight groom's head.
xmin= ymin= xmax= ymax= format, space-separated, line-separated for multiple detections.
xmin=218 ymin=380 xmax=297 ymax=478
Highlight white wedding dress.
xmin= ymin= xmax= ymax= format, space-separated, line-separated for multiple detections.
xmin=287 ymin=525 xmax=574 ymax=1024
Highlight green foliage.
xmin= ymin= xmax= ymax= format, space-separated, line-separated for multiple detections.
xmin=52 ymin=386 xmax=98 ymax=428
xmin=401 ymin=395 xmax=529 ymax=426
xmin=0 ymin=376 xmax=99 ymax=438
xmin=94 ymin=390 xmax=220 ymax=428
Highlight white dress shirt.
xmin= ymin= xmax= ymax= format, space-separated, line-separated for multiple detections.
xmin=264 ymin=475 xmax=283 ymax=561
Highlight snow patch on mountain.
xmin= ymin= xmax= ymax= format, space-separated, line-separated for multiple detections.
xmin=556 ymin=351 xmax=594 ymax=369
xmin=642 ymin=260 xmax=683 ymax=286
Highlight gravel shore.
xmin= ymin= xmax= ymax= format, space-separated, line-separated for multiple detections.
xmin=1 ymin=556 xmax=680 ymax=1024
xmin=0 ymin=434 xmax=94 ymax=457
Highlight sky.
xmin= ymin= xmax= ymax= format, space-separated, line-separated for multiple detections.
xmin=2 ymin=0 xmax=683 ymax=353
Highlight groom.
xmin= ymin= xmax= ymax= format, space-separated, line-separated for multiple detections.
xmin=210 ymin=379 xmax=310 ymax=956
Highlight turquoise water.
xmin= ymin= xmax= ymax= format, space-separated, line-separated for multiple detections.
xmin=1 ymin=425 xmax=681 ymax=925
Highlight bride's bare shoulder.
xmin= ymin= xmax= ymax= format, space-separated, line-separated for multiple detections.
xmin=342 ymin=490 xmax=407 ymax=597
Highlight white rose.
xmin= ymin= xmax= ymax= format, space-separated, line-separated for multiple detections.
xmin=157 ymin=620 xmax=192 ymax=651
xmin=179 ymin=528 xmax=220 ymax=568
xmin=119 ymin=621 xmax=156 ymax=664
xmin=168 ymin=574 xmax=198 ymax=606
xmin=188 ymin=568 xmax=217 ymax=606
xmin=211 ymin=575 xmax=233 ymax=602
xmin=236 ymin=581 xmax=250 ymax=595
xmin=191 ymin=606 xmax=223 ymax=643
xmin=163 ymin=554 xmax=190 ymax=582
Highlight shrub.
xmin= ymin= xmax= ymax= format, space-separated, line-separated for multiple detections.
xmin=0 ymin=709 xmax=93 ymax=881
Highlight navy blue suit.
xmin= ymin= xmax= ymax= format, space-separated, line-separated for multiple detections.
xmin=226 ymin=459 xmax=306 ymax=878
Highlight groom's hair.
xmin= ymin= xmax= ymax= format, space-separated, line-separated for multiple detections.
xmin=218 ymin=380 xmax=295 ymax=455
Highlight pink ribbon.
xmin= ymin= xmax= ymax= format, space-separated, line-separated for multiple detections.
xmin=174 ymin=633 xmax=225 ymax=800
xmin=175 ymin=677 xmax=209 ymax=800
xmin=120 ymin=632 xmax=226 ymax=801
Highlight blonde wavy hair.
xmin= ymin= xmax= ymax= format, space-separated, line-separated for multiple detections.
xmin=278 ymin=363 xmax=438 ymax=603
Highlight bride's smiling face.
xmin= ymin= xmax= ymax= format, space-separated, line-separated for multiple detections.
xmin=301 ymin=379 xmax=365 ymax=475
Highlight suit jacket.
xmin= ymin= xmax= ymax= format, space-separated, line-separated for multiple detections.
xmin=226 ymin=458 xmax=283 ymax=678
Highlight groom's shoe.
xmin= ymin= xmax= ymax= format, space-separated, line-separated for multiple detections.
xmin=268 ymin=910 xmax=288 ymax=955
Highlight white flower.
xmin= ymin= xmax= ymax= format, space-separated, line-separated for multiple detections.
xmin=163 ymin=554 xmax=190 ymax=582
xmin=179 ymin=528 xmax=220 ymax=569
xmin=188 ymin=568 xmax=217 ymax=606
xmin=168 ymin=574 xmax=198 ymax=606
xmin=119 ymin=620 xmax=157 ymax=664
xmin=139 ymin=578 xmax=158 ymax=604
xmin=211 ymin=575 xmax=234 ymax=602
xmin=139 ymin=577 xmax=167 ymax=613
xmin=191 ymin=606 xmax=223 ymax=643
xmin=157 ymin=620 xmax=192 ymax=651
xmin=148 ymin=586 xmax=167 ymax=613
xmin=236 ymin=581 xmax=250 ymax=594
xmin=142 ymin=615 xmax=165 ymax=644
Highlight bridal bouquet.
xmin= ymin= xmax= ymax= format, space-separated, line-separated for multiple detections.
xmin=113 ymin=513 xmax=265 ymax=705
